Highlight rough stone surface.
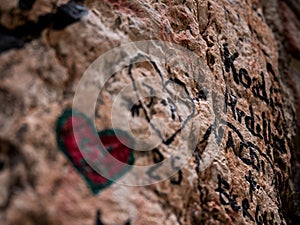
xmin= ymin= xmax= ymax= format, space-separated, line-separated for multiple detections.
xmin=0 ymin=0 xmax=298 ymax=225
xmin=262 ymin=0 xmax=300 ymax=223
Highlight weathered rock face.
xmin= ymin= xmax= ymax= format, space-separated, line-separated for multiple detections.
xmin=0 ymin=0 xmax=298 ymax=225
xmin=262 ymin=0 xmax=300 ymax=223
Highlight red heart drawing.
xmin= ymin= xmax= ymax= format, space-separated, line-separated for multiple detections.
xmin=56 ymin=109 xmax=135 ymax=194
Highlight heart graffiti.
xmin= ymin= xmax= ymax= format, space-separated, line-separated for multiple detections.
xmin=56 ymin=109 xmax=135 ymax=194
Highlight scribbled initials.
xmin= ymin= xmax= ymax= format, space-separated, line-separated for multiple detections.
xmin=128 ymin=53 xmax=196 ymax=146
xmin=127 ymin=53 xmax=204 ymax=185
xmin=224 ymin=120 xmax=274 ymax=176
xmin=219 ymin=43 xmax=288 ymax=222
xmin=224 ymin=87 xmax=287 ymax=154
xmin=146 ymin=148 xmax=183 ymax=185
xmin=215 ymin=174 xmax=284 ymax=225
xmin=215 ymin=174 xmax=241 ymax=212
xmin=245 ymin=170 xmax=259 ymax=201
xmin=222 ymin=44 xmax=283 ymax=111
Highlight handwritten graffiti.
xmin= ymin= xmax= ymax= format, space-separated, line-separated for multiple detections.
xmin=127 ymin=54 xmax=196 ymax=146
xmin=125 ymin=53 xmax=216 ymax=184
xmin=215 ymin=174 xmax=284 ymax=225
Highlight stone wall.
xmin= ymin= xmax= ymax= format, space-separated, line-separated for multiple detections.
xmin=0 ymin=0 xmax=298 ymax=224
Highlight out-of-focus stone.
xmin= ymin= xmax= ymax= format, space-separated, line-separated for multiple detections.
xmin=263 ymin=0 xmax=300 ymax=223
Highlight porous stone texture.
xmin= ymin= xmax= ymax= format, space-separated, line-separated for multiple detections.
xmin=262 ymin=0 xmax=300 ymax=223
xmin=0 ymin=0 xmax=298 ymax=225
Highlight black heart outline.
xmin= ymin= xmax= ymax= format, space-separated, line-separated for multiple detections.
xmin=127 ymin=53 xmax=197 ymax=146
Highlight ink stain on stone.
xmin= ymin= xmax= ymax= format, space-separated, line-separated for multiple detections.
xmin=18 ymin=0 xmax=36 ymax=10
xmin=53 ymin=1 xmax=89 ymax=30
